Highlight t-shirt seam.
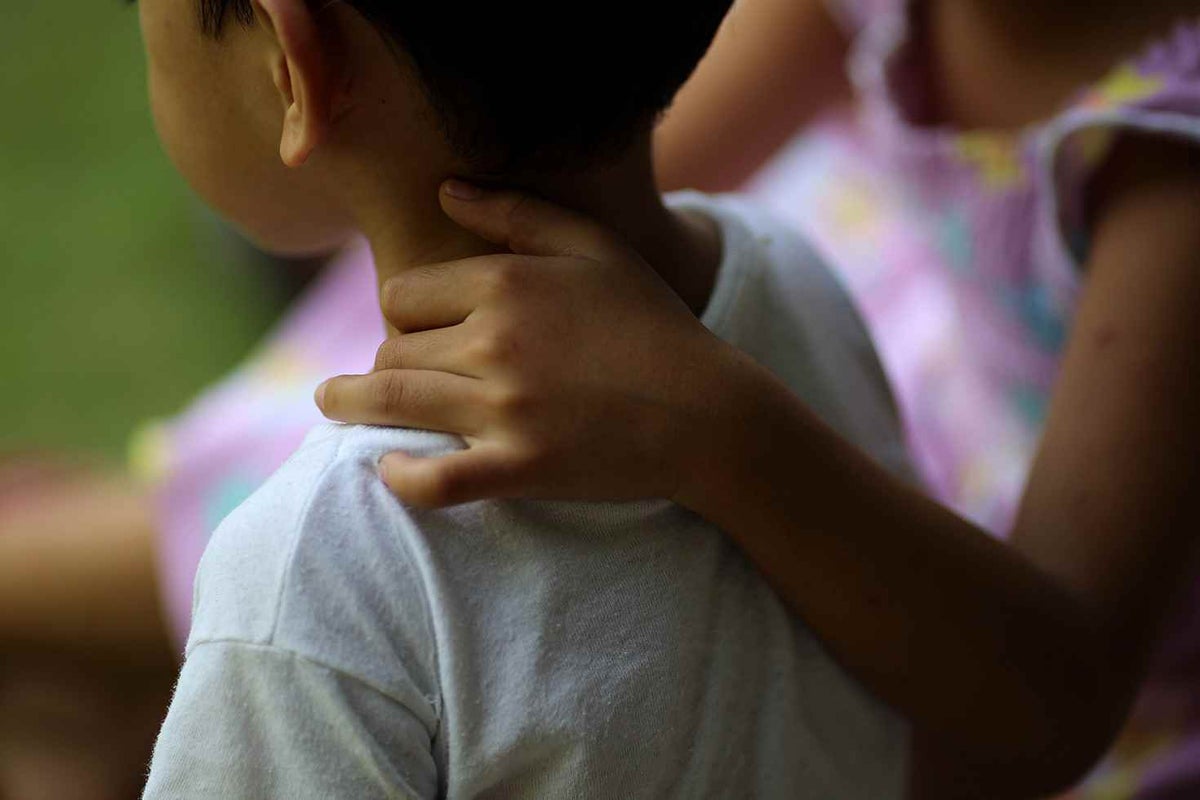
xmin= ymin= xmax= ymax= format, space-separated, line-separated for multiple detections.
xmin=266 ymin=432 xmax=351 ymax=646
xmin=385 ymin=505 xmax=446 ymax=742
xmin=186 ymin=637 xmax=438 ymax=735
xmin=263 ymin=427 xmax=446 ymax=737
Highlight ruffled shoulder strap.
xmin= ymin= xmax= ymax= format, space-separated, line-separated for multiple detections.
xmin=823 ymin=0 xmax=900 ymax=36
xmin=1032 ymin=22 xmax=1200 ymax=303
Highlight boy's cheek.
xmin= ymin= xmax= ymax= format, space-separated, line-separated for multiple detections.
xmin=230 ymin=217 xmax=357 ymax=260
xmin=145 ymin=71 xmax=353 ymax=257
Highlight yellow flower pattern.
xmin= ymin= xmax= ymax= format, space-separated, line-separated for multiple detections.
xmin=128 ymin=421 xmax=172 ymax=484
xmin=955 ymin=133 xmax=1025 ymax=190
xmin=1082 ymin=65 xmax=1166 ymax=111
xmin=247 ymin=345 xmax=318 ymax=392
xmin=830 ymin=177 xmax=883 ymax=236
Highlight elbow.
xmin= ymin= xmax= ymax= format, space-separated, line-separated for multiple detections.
xmin=917 ymin=663 xmax=1129 ymax=798
xmin=997 ymin=618 xmax=1133 ymax=794
xmin=914 ymin=714 xmax=1122 ymax=800
xmin=997 ymin=693 xmax=1129 ymax=798
xmin=1011 ymin=719 xmax=1122 ymax=797
xmin=1017 ymin=644 xmax=1137 ymax=794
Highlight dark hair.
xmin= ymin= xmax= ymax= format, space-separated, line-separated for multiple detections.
xmin=198 ymin=0 xmax=732 ymax=173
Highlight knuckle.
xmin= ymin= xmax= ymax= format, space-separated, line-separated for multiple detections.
xmin=380 ymin=275 xmax=408 ymax=314
xmin=467 ymin=334 xmax=496 ymax=366
xmin=513 ymin=444 xmax=553 ymax=475
xmin=409 ymin=261 xmax=445 ymax=284
xmin=491 ymin=384 xmax=537 ymax=418
xmin=473 ymin=327 xmax=520 ymax=366
xmin=504 ymin=194 xmax=536 ymax=243
xmin=370 ymin=371 xmax=407 ymax=417
xmin=374 ymin=338 xmax=402 ymax=371
xmin=485 ymin=256 xmax=527 ymax=297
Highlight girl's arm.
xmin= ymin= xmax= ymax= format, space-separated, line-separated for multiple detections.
xmin=316 ymin=135 xmax=1200 ymax=796
xmin=0 ymin=460 xmax=174 ymax=668
xmin=654 ymin=0 xmax=851 ymax=192
xmin=669 ymin=134 xmax=1200 ymax=796
xmin=690 ymin=136 xmax=1200 ymax=798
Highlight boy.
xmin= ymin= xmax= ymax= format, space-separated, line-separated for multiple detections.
xmin=142 ymin=0 xmax=911 ymax=796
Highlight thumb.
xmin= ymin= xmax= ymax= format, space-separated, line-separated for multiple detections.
xmin=378 ymin=446 xmax=523 ymax=508
xmin=439 ymin=180 xmax=620 ymax=258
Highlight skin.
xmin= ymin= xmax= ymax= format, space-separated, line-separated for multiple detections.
xmin=317 ymin=0 xmax=1200 ymax=796
xmin=653 ymin=0 xmax=851 ymax=192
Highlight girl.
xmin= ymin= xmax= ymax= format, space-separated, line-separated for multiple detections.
xmin=316 ymin=0 xmax=1200 ymax=796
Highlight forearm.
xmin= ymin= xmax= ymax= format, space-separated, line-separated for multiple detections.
xmin=654 ymin=0 xmax=851 ymax=193
xmin=677 ymin=359 xmax=1109 ymax=793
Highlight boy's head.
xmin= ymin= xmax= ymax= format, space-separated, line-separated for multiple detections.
xmin=138 ymin=0 xmax=732 ymax=256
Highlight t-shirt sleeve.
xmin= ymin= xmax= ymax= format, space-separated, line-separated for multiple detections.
xmin=143 ymin=640 xmax=438 ymax=800
xmin=142 ymin=428 xmax=449 ymax=800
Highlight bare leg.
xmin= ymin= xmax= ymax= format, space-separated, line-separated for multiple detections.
xmin=0 ymin=466 xmax=175 ymax=667
xmin=0 ymin=463 xmax=179 ymax=799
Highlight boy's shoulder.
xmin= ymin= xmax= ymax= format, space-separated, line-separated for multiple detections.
xmin=669 ymin=190 xmax=877 ymax=353
xmin=670 ymin=191 xmax=913 ymax=481
xmin=188 ymin=424 xmax=455 ymax=699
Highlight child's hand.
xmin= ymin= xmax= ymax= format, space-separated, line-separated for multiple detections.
xmin=316 ymin=183 xmax=752 ymax=508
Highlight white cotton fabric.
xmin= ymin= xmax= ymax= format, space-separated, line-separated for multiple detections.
xmin=144 ymin=193 xmax=912 ymax=800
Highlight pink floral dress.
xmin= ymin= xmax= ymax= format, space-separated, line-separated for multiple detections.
xmin=748 ymin=1 xmax=1200 ymax=795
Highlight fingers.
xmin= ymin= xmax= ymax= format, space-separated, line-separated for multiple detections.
xmin=439 ymin=180 xmax=619 ymax=259
xmin=316 ymin=370 xmax=486 ymax=435
xmin=371 ymin=325 xmax=474 ymax=376
xmin=379 ymin=260 xmax=492 ymax=332
xmin=379 ymin=251 xmax=558 ymax=333
xmin=386 ymin=181 xmax=624 ymax=331
xmin=378 ymin=446 xmax=522 ymax=508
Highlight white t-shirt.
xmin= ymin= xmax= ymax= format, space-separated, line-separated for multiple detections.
xmin=144 ymin=193 xmax=913 ymax=799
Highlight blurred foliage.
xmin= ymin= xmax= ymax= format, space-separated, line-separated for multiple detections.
xmin=0 ymin=2 xmax=289 ymax=457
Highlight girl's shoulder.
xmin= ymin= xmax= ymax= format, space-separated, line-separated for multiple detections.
xmin=840 ymin=0 xmax=1200 ymax=136
xmin=844 ymin=1 xmax=1200 ymax=278
xmin=1040 ymin=22 xmax=1200 ymax=273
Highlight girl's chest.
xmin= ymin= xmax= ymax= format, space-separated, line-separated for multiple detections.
xmin=850 ymin=0 xmax=1200 ymax=335
xmin=915 ymin=0 xmax=1200 ymax=132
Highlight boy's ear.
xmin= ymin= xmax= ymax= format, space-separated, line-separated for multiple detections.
xmin=253 ymin=0 xmax=334 ymax=168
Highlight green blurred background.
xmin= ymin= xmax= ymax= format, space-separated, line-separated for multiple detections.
xmin=0 ymin=2 xmax=295 ymax=458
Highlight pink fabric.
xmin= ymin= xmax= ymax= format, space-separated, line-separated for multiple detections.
xmin=750 ymin=2 xmax=1200 ymax=794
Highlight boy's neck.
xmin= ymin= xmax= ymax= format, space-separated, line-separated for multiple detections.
xmin=349 ymin=140 xmax=721 ymax=333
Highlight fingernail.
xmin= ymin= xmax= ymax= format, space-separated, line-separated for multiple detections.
xmin=377 ymin=454 xmax=396 ymax=482
xmin=443 ymin=179 xmax=483 ymax=200
xmin=314 ymin=380 xmax=328 ymax=409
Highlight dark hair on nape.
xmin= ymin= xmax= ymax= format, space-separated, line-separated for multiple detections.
xmin=199 ymin=0 xmax=734 ymax=175
xmin=200 ymin=0 xmax=253 ymax=37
